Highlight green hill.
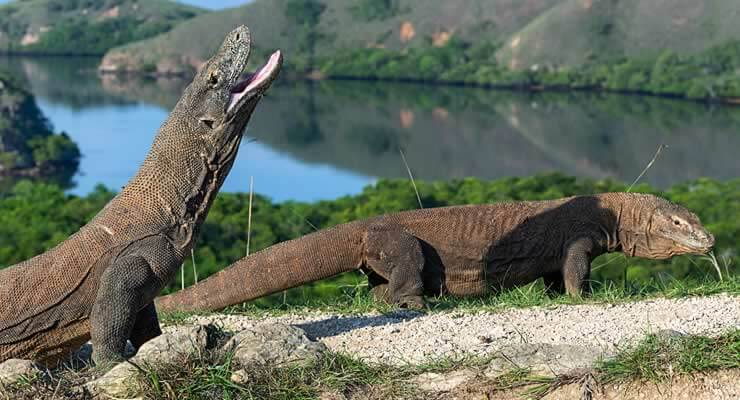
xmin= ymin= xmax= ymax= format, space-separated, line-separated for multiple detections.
xmin=100 ymin=0 xmax=740 ymax=101
xmin=497 ymin=0 xmax=740 ymax=69
xmin=0 ymin=0 xmax=205 ymax=55
xmin=99 ymin=0 xmax=561 ymax=74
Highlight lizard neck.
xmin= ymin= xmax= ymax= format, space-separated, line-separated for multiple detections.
xmin=598 ymin=193 xmax=650 ymax=256
xmin=116 ymin=110 xmax=246 ymax=252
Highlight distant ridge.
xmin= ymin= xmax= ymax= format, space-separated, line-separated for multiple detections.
xmin=0 ymin=0 xmax=205 ymax=55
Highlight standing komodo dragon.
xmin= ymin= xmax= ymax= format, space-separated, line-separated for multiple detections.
xmin=0 ymin=26 xmax=283 ymax=365
xmin=157 ymin=193 xmax=714 ymax=312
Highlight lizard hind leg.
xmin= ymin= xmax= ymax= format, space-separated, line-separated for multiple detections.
xmin=364 ymin=227 xmax=426 ymax=309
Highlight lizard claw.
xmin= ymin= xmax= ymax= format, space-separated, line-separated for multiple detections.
xmin=398 ymin=296 xmax=426 ymax=310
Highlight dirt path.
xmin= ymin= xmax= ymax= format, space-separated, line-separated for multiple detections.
xmin=191 ymin=294 xmax=739 ymax=366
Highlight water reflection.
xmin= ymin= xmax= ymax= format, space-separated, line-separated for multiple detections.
xmin=3 ymin=56 xmax=739 ymax=200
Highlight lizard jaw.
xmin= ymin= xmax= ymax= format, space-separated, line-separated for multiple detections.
xmin=227 ymin=50 xmax=282 ymax=113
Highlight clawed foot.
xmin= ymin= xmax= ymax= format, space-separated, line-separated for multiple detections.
xmin=398 ymin=296 xmax=426 ymax=310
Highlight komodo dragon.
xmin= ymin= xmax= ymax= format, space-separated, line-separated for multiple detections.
xmin=157 ymin=193 xmax=714 ymax=312
xmin=0 ymin=26 xmax=283 ymax=365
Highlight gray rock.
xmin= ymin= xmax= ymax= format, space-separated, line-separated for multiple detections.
xmin=85 ymin=363 xmax=140 ymax=399
xmin=411 ymin=369 xmax=477 ymax=392
xmin=656 ymin=329 xmax=686 ymax=340
xmin=224 ymin=323 xmax=326 ymax=368
xmin=230 ymin=369 xmax=249 ymax=384
xmin=86 ymin=324 xmax=210 ymax=398
xmin=134 ymin=325 xmax=210 ymax=364
xmin=0 ymin=359 xmax=39 ymax=384
xmin=485 ymin=343 xmax=605 ymax=378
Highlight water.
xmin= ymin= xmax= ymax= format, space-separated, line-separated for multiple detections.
xmin=4 ymin=56 xmax=740 ymax=202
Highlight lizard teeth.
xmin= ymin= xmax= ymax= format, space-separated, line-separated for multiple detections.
xmin=227 ymin=50 xmax=281 ymax=112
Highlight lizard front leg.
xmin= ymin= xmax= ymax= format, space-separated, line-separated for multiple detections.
xmin=90 ymin=236 xmax=179 ymax=364
xmin=561 ymin=237 xmax=595 ymax=297
xmin=362 ymin=269 xmax=392 ymax=304
xmin=130 ymin=303 xmax=162 ymax=349
xmin=364 ymin=227 xmax=426 ymax=309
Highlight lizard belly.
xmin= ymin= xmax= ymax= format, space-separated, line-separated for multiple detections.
xmin=486 ymin=257 xmax=559 ymax=290
xmin=0 ymin=318 xmax=90 ymax=367
xmin=431 ymin=247 xmax=489 ymax=297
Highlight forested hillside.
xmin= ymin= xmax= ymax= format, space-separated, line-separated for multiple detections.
xmin=100 ymin=0 xmax=740 ymax=100
xmin=0 ymin=0 xmax=204 ymax=55
xmin=99 ymin=0 xmax=561 ymax=74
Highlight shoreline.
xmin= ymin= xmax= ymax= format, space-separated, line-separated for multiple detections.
xmin=98 ymin=66 xmax=740 ymax=106
xmin=2 ymin=52 xmax=735 ymax=105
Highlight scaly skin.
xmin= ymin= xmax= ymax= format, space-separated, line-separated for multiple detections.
xmin=0 ymin=26 xmax=283 ymax=366
xmin=157 ymin=193 xmax=714 ymax=312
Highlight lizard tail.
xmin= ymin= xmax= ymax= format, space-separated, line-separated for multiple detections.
xmin=155 ymin=222 xmax=364 ymax=313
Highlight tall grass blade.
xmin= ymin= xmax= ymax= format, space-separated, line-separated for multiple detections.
xmin=399 ymin=147 xmax=423 ymax=209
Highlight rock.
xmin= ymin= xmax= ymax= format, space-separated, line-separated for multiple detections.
xmin=85 ymin=363 xmax=140 ymax=399
xmin=134 ymin=325 xmax=210 ymax=364
xmin=319 ymin=390 xmax=349 ymax=400
xmin=224 ymin=323 xmax=326 ymax=368
xmin=656 ymin=329 xmax=686 ymax=340
xmin=0 ymin=359 xmax=39 ymax=384
xmin=412 ymin=369 xmax=477 ymax=392
xmin=230 ymin=369 xmax=249 ymax=384
xmin=86 ymin=324 xmax=211 ymax=398
xmin=485 ymin=344 xmax=605 ymax=378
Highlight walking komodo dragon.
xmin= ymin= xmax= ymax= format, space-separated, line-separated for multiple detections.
xmin=0 ymin=26 xmax=283 ymax=365
xmin=157 ymin=193 xmax=715 ymax=312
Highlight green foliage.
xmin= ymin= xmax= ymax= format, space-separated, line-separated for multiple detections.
xmin=0 ymin=0 xmax=203 ymax=55
xmin=0 ymin=74 xmax=80 ymax=185
xmin=284 ymin=0 xmax=327 ymax=69
xmin=349 ymin=0 xmax=402 ymax=21
xmin=597 ymin=330 xmax=740 ymax=383
xmin=319 ymin=39 xmax=740 ymax=101
xmin=24 ymin=17 xmax=174 ymax=55
xmin=284 ymin=0 xmax=326 ymax=27
xmin=28 ymin=133 xmax=80 ymax=168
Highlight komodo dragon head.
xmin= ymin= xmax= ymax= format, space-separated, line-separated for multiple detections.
xmin=170 ymin=25 xmax=282 ymax=153
xmin=620 ymin=195 xmax=714 ymax=259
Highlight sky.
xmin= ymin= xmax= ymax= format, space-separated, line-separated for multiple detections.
xmin=0 ymin=1 xmax=252 ymax=9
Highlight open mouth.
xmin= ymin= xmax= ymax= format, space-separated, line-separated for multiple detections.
xmin=681 ymin=241 xmax=714 ymax=254
xmin=227 ymin=50 xmax=282 ymax=113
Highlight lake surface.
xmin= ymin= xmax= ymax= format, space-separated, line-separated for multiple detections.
xmin=3 ymin=56 xmax=740 ymax=202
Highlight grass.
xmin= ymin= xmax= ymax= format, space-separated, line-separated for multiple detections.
xmin=159 ymin=275 xmax=740 ymax=324
xmin=134 ymin=350 xmax=420 ymax=400
xmin=2 ymin=328 xmax=736 ymax=399
xmin=531 ymin=330 xmax=740 ymax=399
xmin=131 ymin=330 xmax=740 ymax=399
xmin=597 ymin=330 xmax=740 ymax=383
xmin=0 ymin=363 xmax=98 ymax=400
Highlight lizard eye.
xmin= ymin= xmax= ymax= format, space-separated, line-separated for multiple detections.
xmin=199 ymin=118 xmax=215 ymax=129
xmin=208 ymin=72 xmax=219 ymax=86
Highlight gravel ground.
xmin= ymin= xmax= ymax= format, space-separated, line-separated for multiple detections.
xmin=189 ymin=294 xmax=739 ymax=365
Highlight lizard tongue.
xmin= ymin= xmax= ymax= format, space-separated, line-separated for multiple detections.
xmin=228 ymin=50 xmax=281 ymax=112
